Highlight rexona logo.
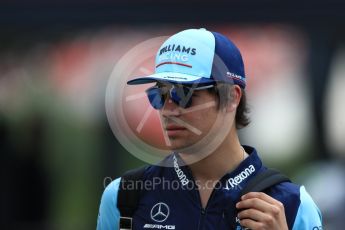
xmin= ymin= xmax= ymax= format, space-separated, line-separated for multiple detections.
xmin=173 ymin=155 xmax=189 ymax=186
xmin=143 ymin=224 xmax=175 ymax=229
xmin=225 ymin=165 xmax=255 ymax=189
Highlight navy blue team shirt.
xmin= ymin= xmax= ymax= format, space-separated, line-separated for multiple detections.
xmin=97 ymin=146 xmax=322 ymax=229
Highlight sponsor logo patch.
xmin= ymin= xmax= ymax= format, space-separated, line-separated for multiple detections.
xmin=225 ymin=165 xmax=255 ymax=190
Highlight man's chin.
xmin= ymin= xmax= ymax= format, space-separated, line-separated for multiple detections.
xmin=168 ymin=140 xmax=191 ymax=152
xmin=169 ymin=141 xmax=199 ymax=154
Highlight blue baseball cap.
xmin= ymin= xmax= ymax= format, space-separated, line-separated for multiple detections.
xmin=127 ymin=28 xmax=246 ymax=88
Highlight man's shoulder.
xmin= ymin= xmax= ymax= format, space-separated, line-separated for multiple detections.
xmin=97 ymin=178 xmax=121 ymax=230
xmin=100 ymin=178 xmax=121 ymax=214
xmin=267 ymin=178 xmax=302 ymax=212
xmin=292 ymin=185 xmax=322 ymax=230
xmin=269 ymin=180 xmax=300 ymax=199
xmin=267 ymin=181 xmax=322 ymax=229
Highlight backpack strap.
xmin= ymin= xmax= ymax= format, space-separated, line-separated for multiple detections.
xmin=232 ymin=169 xmax=291 ymax=229
xmin=240 ymin=168 xmax=291 ymax=197
xmin=117 ymin=166 xmax=147 ymax=230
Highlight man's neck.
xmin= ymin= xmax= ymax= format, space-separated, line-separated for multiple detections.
xmin=179 ymin=126 xmax=247 ymax=182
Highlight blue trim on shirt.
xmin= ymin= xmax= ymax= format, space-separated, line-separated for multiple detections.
xmin=292 ymin=186 xmax=322 ymax=230
xmin=97 ymin=178 xmax=121 ymax=230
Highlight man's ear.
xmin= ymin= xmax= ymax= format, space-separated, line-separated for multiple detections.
xmin=227 ymin=85 xmax=242 ymax=112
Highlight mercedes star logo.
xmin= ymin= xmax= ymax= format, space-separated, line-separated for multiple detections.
xmin=150 ymin=202 xmax=170 ymax=222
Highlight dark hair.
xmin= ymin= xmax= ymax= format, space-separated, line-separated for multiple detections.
xmin=235 ymin=89 xmax=250 ymax=129
xmin=208 ymin=84 xmax=250 ymax=129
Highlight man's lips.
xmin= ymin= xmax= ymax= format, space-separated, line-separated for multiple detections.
xmin=165 ymin=124 xmax=186 ymax=131
xmin=164 ymin=117 xmax=202 ymax=135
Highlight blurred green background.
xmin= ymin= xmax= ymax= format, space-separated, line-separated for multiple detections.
xmin=1 ymin=1 xmax=345 ymax=229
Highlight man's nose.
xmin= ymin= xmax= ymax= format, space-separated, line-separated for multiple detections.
xmin=161 ymin=98 xmax=181 ymax=117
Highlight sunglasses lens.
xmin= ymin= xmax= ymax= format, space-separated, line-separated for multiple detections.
xmin=146 ymin=87 xmax=164 ymax=109
xmin=146 ymin=85 xmax=197 ymax=109
xmin=170 ymin=86 xmax=192 ymax=108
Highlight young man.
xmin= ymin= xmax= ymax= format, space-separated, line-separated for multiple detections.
xmin=97 ymin=28 xmax=322 ymax=229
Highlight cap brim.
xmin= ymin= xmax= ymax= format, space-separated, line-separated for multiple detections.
xmin=127 ymin=72 xmax=215 ymax=85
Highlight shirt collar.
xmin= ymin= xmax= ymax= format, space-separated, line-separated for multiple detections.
xmin=170 ymin=146 xmax=263 ymax=189
xmin=220 ymin=145 xmax=263 ymax=190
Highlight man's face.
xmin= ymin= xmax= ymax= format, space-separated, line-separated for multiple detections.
xmin=155 ymin=83 xmax=227 ymax=152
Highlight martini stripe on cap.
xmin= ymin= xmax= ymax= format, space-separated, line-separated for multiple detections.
xmin=156 ymin=62 xmax=192 ymax=68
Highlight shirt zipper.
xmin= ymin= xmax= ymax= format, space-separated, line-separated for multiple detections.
xmin=197 ymin=188 xmax=217 ymax=230
xmin=174 ymin=154 xmax=224 ymax=229
xmin=185 ymin=163 xmax=220 ymax=230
